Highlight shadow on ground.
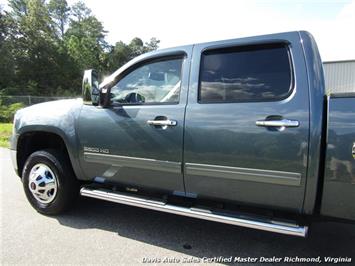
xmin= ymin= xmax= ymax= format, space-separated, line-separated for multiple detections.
xmin=54 ymin=197 xmax=355 ymax=262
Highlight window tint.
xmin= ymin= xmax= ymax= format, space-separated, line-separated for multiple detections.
xmin=110 ymin=58 xmax=183 ymax=105
xmin=199 ymin=44 xmax=292 ymax=103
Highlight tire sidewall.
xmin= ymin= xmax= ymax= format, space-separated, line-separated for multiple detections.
xmin=22 ymin=150 xmax=74 ymax=214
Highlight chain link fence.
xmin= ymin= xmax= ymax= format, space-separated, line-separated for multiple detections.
xmin=0 ymin=95 xmax=80 ymax=122
xmin=0 ymin=95 xmax=78 ymax=106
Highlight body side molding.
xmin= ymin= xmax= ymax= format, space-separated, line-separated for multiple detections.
xmin=185 ymin=163 xmax=302 ymax=186
xmin=83 ymin=152 xmax=182 ymax=174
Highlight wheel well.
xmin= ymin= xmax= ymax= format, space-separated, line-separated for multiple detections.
xmin=17 ymin=132 xmax=71 ymax=176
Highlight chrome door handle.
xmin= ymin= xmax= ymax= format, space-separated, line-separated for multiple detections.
xmin=147 ymin=119 xmax=177 ymax=129
xmin=256 ymin=119 xmax=299 ymax=128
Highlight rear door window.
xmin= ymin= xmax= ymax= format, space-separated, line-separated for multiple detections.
xmin=199 ymin=43 xmax=293 ymax=103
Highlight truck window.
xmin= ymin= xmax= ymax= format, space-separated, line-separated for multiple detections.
xmin=198 ymin=43 xmax=292 ymax=103
xmin=110 ymin=57 xmax=183 ymax=105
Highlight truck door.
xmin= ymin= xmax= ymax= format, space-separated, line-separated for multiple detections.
xmin=184 ymin=32 xmax=309 ymax=212
xmin=76 ymin=46 xmax=192 ymax=194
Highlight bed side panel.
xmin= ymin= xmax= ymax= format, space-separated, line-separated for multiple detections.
xmin=321 ymin=95 xmax=355 ymax=220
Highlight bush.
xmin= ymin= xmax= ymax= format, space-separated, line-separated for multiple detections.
xmin=0 ymin=123 xmax=13 ymax=148
xmin=0 ymin=102 xmax=25 ymax=122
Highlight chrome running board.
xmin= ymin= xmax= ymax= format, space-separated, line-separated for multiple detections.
xmin=80 ymin=187 xmax=308 ymax=237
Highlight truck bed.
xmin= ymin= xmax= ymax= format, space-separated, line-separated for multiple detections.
xmin=321 ymin=93 xmax=355 ymax=220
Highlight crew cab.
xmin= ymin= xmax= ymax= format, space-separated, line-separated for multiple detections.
xmin=10 ymin=31 xmax=355 ymax=237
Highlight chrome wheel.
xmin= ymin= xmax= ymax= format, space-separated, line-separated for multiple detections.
xmin=28 ymin=163 xmax=58 ymax=204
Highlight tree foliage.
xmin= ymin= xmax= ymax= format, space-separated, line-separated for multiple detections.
xmin=0 ymin=0 xmax=159 ymax=96
xmin=48 ymin=0 xmax=70 ymax=38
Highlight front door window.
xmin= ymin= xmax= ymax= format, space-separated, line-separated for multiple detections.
xmin=110 ymin=58 xmax=183 ymax=105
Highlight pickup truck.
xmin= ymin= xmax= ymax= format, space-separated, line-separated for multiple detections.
xmin=10 ymin=31 xmax=355 ymax=237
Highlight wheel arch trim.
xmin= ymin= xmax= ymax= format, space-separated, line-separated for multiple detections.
xmin=15 ymin=125 xmax=84 ymax=180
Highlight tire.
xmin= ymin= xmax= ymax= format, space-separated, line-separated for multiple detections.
xmin=22 ymin=149 xmax=79 ymax=215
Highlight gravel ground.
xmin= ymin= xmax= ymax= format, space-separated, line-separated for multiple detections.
xmin=1 ymin=147 xmax=355 ymax=265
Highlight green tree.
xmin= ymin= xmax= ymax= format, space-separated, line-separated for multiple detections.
xmin=105 ymin=37 xmax=160 ymax=74
xmin=65 ymin=1 xmax=108 ymax=73
xmin=1 ymin=0 xmax=160 ymax=97
xmin=0 ymin=7 xmax=16 ymax=90
xmin=48 ymin=0 xmax=70 ymax=39
xmin=70 ymin=0 xmax=91 ymax=22
xmin=129 ymin=37 xmax=144 ymax=58
xmin=7 ymin=0 xmax=28 ymax=18
xmin=144 ymin=37 xmax=160 ymax=52
xmin=7 ymin=0 xmax=60 ymax=95
xmin=105 ymin=41 xmax=131 ymax=73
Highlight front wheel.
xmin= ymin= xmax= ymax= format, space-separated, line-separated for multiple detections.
xmin=22 ymin=149 xmax=79 ymax=215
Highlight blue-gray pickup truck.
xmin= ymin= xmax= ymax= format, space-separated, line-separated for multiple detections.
xmin=10 ymin=31 xmax=355 ymax=237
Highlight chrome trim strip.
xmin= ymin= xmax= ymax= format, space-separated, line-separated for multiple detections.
xmin=83 ymin=152 xmax=181 ymax=174
xmin=185 ymin=163 xmax=301 ymax=186
xmin=80 ymin=187 xmax=308 ymax=237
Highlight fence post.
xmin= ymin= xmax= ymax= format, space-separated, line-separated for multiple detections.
xmin=28 ymin=95 xmax=31 ymax=105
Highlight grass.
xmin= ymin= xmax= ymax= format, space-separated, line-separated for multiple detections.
xmin=0 ymin=123 xmax=13 ymax=148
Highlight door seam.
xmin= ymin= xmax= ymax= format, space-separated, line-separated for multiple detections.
xmin=181 ymin=44 xmax=195 ymax=195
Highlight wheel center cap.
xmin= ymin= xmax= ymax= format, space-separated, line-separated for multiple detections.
xmin=29 ymin=163 xmax=58 ymax=204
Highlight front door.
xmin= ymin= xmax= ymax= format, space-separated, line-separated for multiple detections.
xmin=77 ymin=47 xmax=192 ymax=193
xmin=184 ymin=33 xmax=310 ymax=212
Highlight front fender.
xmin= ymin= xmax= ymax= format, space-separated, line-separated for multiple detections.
xmin=11 ymin=99 xmax=85 ymax=180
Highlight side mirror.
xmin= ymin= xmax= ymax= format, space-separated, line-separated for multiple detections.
xmin=82 ymin=69 xmax=100 ymax=106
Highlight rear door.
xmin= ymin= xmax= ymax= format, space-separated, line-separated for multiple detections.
xmin=184 ymin=32 xmax=309 ymax=212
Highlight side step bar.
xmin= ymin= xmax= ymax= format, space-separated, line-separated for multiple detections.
xmin=80 ymin=187 xmax=308 ymax=237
